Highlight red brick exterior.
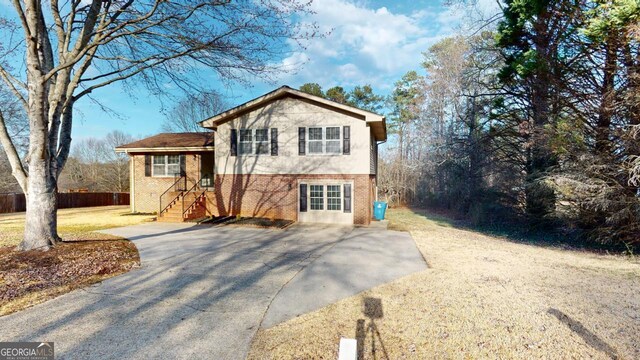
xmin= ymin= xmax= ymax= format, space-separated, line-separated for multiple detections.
xmin=130 ymin=152 xmax=209 ymax=214
xmin=130 ymin=152 xmax=376 ymax=224
xmin=208 ymin=174 xmax=375 ymax=225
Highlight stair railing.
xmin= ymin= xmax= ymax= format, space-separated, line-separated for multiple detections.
xmin=159 ymin=173 xmax=187 ymax=215
xmin=181 ymin=174 xmax=211 ymax=217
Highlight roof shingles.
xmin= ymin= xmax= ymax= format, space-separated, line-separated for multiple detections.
xmin=116 ymin=132 xmax=214 ymax=149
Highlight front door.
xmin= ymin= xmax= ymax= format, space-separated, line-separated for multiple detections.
xmin=200 ymin=152 xmax=214 ymax=187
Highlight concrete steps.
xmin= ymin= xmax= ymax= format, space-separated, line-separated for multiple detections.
xmin=158 ymin=192 xmax=207 ymax=223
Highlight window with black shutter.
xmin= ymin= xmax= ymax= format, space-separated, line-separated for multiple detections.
xmin=144 ymin=155 xmax=151 ymax=177
xmin=298 ymin=127 xmax=306 ymax=155
xmin=299 ymin=183 xmax=308 ymax=212
xmin=179 ymin=155 xmax=186 ymax=176
xmin=343 ymin=126 xmax=350 ymax=155
xmin=271 ymin=128 xmax=278 ymax=156
xmin=230 ymin=129 xmax=238 ymax=156
xmin=343 ymin=184 xmax=352 ymax=213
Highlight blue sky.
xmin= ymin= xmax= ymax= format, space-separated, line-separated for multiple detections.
xmin=0 ymin=0 xmax=499 ymax=141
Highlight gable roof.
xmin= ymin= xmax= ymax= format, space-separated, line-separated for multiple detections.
xmin=115 ymin=132 xmax=214 ymax=153
xmin=200 ymin=86 xmax=387 ymax=141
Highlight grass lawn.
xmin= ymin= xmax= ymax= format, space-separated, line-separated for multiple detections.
xmin=0 ymin=206 xmax=155 ymax=316
xmin=0 ymin=205 xmax=155 ymax=248
xmin=248 ymin=207 xmax=640 ymax=359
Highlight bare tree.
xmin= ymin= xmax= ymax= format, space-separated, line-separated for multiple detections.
xmin=0 ymin=1 xmax=317 ymax=250
xmin=0 ymin=85 xmax=27 ymax=193
xmin=162 ymin=91 xmax=227 ymax=133
xmin=66 ymin=130 xmax=134 ymax=192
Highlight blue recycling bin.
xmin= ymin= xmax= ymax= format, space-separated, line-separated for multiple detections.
xmin=373 ymin=201 xmax=387 ymax=220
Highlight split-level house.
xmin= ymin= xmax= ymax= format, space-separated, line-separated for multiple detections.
xmin=115 ymin=86 xmax=387 ymax=225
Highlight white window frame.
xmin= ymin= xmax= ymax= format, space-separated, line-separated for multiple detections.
xmin=326 ymin=184 xmax=342 ymax=211
xmin=307 ymin=126 xmax=342 ymax=155
xmin=238 ymin=129 xmax=253 ymax=155
xmin=307 ymin=183 xmax=343 ymax=212
xmin=309 ymin=184 xmax=324 ymax=211
xmin=255 ymin=128 xmax=270 ymax=155
xmin=238 ymin=128 xmax=270 ymax=156
xmin=152 ymin=154 xmax=181 ymax=177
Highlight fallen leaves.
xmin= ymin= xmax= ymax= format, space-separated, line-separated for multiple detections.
xmin=0 ymin=238 xmax=139 ymax=316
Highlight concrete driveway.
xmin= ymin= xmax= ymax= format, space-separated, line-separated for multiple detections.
xmin=0 ymin=223 xmax=426 ymax=359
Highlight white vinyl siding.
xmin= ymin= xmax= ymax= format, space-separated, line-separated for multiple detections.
xmin=214 ymin=97 xmax=376 ymax=175
xmin=152 ymin=155 xmax=180 ymax=177
xmin=370 ymin=134 xmax=378 ymax=174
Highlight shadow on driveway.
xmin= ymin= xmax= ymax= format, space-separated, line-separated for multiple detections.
xmin=0 ymin=223 xmax=426 ymax=360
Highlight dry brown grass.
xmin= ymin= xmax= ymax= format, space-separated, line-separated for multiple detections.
xmin=248 ymin=207 xmax=640 ymax=360
xmin=0 ymin=205 xmax=155 ymax=247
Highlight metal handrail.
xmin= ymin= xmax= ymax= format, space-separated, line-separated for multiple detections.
xmin=159 ymin=174 xmax=187 ymax=215
xmin=181 ymin=174 xmax=211 ymax=217
xmin=182 ymin=190 xmax=207 ymax=217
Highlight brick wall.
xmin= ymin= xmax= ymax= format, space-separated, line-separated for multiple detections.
xmin=208 ymin=173 xmax=374 ymax=225
xmin=131 ymin=152 xmax=375 ymax=224
xmin=130 ymin=153 xmax=205 ymax=213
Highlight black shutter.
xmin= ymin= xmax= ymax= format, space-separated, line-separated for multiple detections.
xmin=179 ymin=155 xmax=186 ymax=176
xmin=343 ymin=126 xmax=351 ymax=155
xmin=299 ymin=183 xmax=307 ymax=212
xmin=298 ymin=127 xmax=306 ymax=155
xmin=271 ymin=128 xmax=278 ymax=156
xmin=344 ymin=184 xmax=352 ymax=213
xmin=230 ymin=129 xmax=238 ymax=156
xmin=144 ymin=155 xmax=151 ymax=177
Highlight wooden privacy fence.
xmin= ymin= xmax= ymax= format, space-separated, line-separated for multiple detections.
xmin=0 ymin=192 xmax=129 ymax=214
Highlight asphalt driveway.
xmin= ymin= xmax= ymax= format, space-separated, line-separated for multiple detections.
xmin=0 ymin=223 xmax=426 ymax=359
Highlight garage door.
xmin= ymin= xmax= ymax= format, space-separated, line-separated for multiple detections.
xmin=298 ymin=181 xmax=353 ymax=224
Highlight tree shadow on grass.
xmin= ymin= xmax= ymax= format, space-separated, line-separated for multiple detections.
xmin=548 ymin=308 xmax=619 ymax=359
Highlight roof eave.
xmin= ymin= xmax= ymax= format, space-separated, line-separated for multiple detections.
xmin=200 ymin=86 xmax=386 ymax=129
xmin=115 ymin=146 xmax=214 ymax=153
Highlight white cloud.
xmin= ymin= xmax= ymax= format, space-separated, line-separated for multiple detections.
xmin=275 ymin=0 xmax=462 ymax=91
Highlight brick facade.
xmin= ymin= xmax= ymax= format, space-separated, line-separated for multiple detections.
xmin=130 ymin=152 xmax=209 ymax=214
xmin=208 ymin=174 xmax=374 ymax=225
xmin=131 ymin=152 xmax=375 ymax=224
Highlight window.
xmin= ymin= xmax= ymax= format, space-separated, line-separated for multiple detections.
xmin=308 ymin=127 xmax=324 ymax=154
xmin=239 ymin=129 xmax=253 ymax=155
xmin=325 ymin=127 xmax=341 ymax=154
xmin=152 ymin=155 xmax=180 ymax=177
xmin=326 ymin=185 xmax=342 ymax=211
xmin=310 ymin=185 xmax=324 ymax=210
xmin=307 ymin=126 xmax=341 ymax=154
xmin=255 ymin=129 xmax=269 ymax=155
xmin=238 ymin=128 xmax=271 ymax=155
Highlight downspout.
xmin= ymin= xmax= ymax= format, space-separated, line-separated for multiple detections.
xmin=375 ymin=139 xmax=387 ymax=202
xmin=129 ymin=152 xmax=135 ymax=213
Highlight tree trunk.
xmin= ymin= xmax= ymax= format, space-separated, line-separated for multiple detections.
xmin=596 ymin=32 xmax=618 ymax=155
xmin=19 ymin=160 xmax=59 ymax=251
xmin=522 ymin=11 xmax=558 ymax=225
